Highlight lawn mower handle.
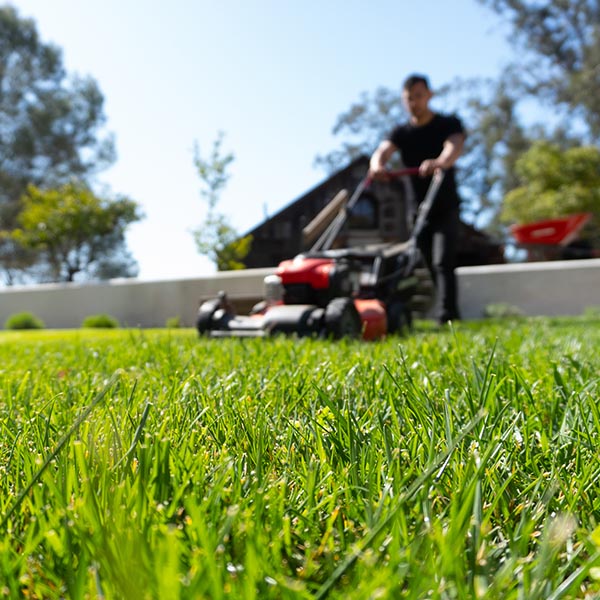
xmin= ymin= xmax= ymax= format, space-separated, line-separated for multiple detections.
xmin=311 ymin=167 xmax=441 ymax=252
xmin=364 ymin=167 xmax=420 ymax=186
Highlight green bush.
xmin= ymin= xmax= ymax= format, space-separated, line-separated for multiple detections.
xmin=4 ymin=311 xmax=45 ymax=330
xmin=81 ymin=314 xmax=120 ymax=328
xmin=165 ymin=315 xmax=182 ymax=328
xmin=483 ymin=302 xmax=524 ymax=319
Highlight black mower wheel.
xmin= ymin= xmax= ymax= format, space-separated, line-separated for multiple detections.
xmin=324 ymin=297 xmax=362 ymax=339
xmin=386 ymin=299 xmax=413 ymax=335
xmin=196 ymin=298 xmax=223 ymax=335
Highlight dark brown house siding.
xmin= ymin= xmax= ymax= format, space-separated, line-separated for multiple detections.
xmin=243 ymin=157 xmax=370 ymax=268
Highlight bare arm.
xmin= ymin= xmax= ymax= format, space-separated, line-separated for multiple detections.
xmin=419 ymin=132 xmax=465 ymax=176
xmin=369 ymin=140 xmax=398 ymax=180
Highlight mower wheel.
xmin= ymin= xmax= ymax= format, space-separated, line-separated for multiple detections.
xmin=386 ymin=300 xmax=412 ymax=335
xmin=196 ymin=298 xmax=223 ymax=335
xmin=324 ymin=297 xmax=362 ymax=339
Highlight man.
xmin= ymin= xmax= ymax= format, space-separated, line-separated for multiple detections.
xmin=369 ymin=74 xmax=466 ymax=325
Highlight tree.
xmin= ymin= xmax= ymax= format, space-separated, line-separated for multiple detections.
xmin=501 ymin=141 xmax=600 ymax=226
xmin=9 ymin=181 xmax=143 ymax=282
xmin=438 ymin=72 xmax=533 ymax=229
xmin=314 ymin=86 xmax=407 ymax=173
xmin=192 ymin=132 xmax=252 ymax=270
xmin=0 ymin=5 xmax=115 ymax=281
xmin=478 ymin=0 xmax=600 ymax=140
xmin=314 ymin=74 xmax=536 ymax=229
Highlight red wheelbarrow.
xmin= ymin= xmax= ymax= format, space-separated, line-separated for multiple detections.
xmin=510 ymin=213 xmax=596 ymax=260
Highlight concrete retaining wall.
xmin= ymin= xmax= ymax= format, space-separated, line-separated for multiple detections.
xmin=0 ymin=268 xmax=275 ymax=329
xmin=457 ymin=258 xmax=600 ymax=319
xmin=0 ymin=259 xmax=598 ymax=329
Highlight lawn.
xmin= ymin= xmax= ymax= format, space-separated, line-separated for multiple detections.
xmin=0 ymin=318 xmax=599 ymax=599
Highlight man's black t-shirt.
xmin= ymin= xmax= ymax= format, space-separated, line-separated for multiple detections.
xmin=387 ymin=113 xmax=465 ymax=218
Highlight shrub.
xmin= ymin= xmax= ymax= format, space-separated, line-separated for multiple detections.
xmin=483 ymin=302 xmax=524 ymax=319
xmin=81 ymin=314 xmax=120 ymax=328
xmin=4 ymin=311 xmax=45 ymax=330
xmin=165 ymin=316 xmax=182 ymax=328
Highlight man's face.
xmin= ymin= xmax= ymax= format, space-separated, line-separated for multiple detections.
xmin=402 ymin=82 xmax=433 ymax=120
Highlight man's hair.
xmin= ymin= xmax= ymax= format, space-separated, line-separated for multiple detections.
xmin=403 ymin=74 xmax=430 ymax=91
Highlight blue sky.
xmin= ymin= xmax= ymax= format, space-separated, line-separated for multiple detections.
xmin=12 ymin=0 xmax=513 ymax=280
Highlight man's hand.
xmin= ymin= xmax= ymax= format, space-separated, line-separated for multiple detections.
xmin=369 ymin=140 xmax=397 ymax=181
xmin=368 ymin=165 xmax=392 ymax=181
xmin=420 ymin=133 xmax=465 ymax=176
xmin=419 ymin=159 xmax=441 ymax=177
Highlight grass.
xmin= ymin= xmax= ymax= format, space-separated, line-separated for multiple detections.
xmin=0 ymin=318 xmax=599 ymax=598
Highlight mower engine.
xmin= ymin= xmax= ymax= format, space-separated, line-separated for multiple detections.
xmin=275 ymin=255 xmax=360 ymax=306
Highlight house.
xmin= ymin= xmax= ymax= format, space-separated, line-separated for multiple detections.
xmin=243 ymin=156 xmax=504 ymax=268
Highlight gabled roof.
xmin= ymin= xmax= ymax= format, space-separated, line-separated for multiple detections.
xmin=243 ymin=155 xmax=369 ymax=236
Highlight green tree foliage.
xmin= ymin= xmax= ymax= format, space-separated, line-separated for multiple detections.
xmin=317 ymin=2 xmax=600 ymax=231
xmin=314 ymin=74 xmax=534 ymax=228
xmin=0 ymin=5 xmax=115 ymax=281
xmin=478 ymin=0 xmax=600 ymax=140
xmin=440 ymin=73 xmax=532 ymax=228
xmin=314 ymin=87 xmax=407 ymax=173
xmin=501 ymin=141 xmax=600 ymax=225
xmin=192 ymin=132 xmax=252 ymax=271
xmin=10 ymin=181 xmax=143 ymax=282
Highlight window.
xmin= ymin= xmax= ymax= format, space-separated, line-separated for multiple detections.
xmin=349 ymin=193 xmax=378 ymax=229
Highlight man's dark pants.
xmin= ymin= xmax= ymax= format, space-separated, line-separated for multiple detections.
xmin=415 ymin=208 xmax=461 ymax=324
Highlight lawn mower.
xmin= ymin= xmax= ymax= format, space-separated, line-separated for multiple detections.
xmin=196 ymin=168 xmax=444 ymax=339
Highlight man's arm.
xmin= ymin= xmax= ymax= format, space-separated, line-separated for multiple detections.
xmin=419 ymin=132 xmax=465 ymax=176
xmin=369 ymin=140 xmax=398 ymax=180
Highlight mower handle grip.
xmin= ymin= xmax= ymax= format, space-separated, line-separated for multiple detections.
xmin=385 ymin=167 xmax=421 ymax=178
xmin=365 ymin=167 xmax=421 ymax=186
